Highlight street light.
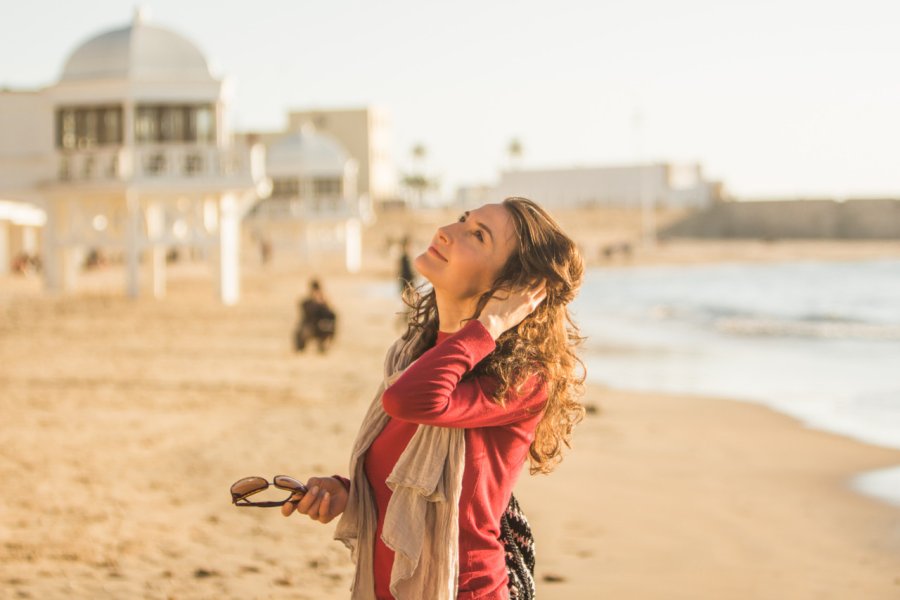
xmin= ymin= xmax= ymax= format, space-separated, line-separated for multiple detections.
xmin=633 ymin=105 xmax=657 ymax=249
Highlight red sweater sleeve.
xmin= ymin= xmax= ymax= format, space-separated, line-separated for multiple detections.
xmin=332 ymin=474 xmax=351 ymax=492
xmin=381 ymin=319 xmax=547 ymax=427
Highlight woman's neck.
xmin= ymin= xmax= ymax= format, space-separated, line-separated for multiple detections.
xmin=434 ymin=291 xmax=478 ymax=333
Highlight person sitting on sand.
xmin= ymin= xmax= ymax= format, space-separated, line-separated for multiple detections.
xmin=282 ymin=197 xmax=586 ymax=599
xmin=293 ymin=279 xmax=337 ymax=354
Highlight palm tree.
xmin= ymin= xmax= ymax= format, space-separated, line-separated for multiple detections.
xmin=507 ymin=138 xmax=523 ymax=170
xmin=404 ymin=143 xmax=432 ymax=208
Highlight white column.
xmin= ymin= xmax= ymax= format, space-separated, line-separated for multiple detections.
xmin=22 ymin=226 xmax=37 ymax=254
xmin=215 ymin=101 xmax=226 ymax=147
xmin=42 ymin=198 xmax=62 ymax=292
xmin=146 ymin=202 xmax=166 ymax=298
xmin=345 ymin=218 xmax=361 ymax=273
xmin=125 ymin=189 xmax=141 ymax=298
xmin=218 ymin=193 xmax=239 ymax=305
xmin=61 ymin=246 xmax=80 ymax=292
xmin=122 ymin=99 xmax=135 ymax=179
xmin=0 ymin=221 xmax=9 ymax=276
xmin=44 ymin=197 xmax=73 ymax=293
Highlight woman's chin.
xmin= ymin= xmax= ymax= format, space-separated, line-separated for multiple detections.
xmin=413 ymin=254 xmax=433 ymax=276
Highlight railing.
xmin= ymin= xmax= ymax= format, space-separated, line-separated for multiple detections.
xmin=56 ymin=144 xmax=266 ymax=184
xmin=249 ymin=196 xmax=359 ymax=220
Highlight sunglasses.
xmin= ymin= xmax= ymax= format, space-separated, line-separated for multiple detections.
xmin=230 ymin=475 xmax=308 ymax=507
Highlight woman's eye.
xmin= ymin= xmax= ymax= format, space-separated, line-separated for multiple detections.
xmin=474 ymin=230 xmax=484 ymax=242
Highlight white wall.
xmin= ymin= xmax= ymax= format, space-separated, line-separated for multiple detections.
xmin=495 ymin=163 xmax=717 ymax=209
xmin=0 ymin=91 xmax=55 ymax=191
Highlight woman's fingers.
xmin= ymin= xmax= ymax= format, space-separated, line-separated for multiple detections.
xmin=282 ymin=477 xmax=341 ymax=522
xmin=281 ymin=477 xmax=348 ymax=524
xmin=281 ymin=492 xmax=302 ymax=517
xmin=528 ymin=281 xmax=548 ymax=311
xmin=519 ymin=280 xmax=546 ymax=310
xmin=478 ymin=279 xmax=550 ymax=339
xmin=318 ymin=491 xmax=332 ymax=523
xmin=295 ymin=484 xmax=321 ymax=515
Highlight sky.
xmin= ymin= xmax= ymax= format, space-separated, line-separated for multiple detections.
xmin=2 ymin=0 xmax=899 ymax=199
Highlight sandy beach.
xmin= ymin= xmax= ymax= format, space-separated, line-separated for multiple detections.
xmin=2 ymin=242 xmax=900 ymax=599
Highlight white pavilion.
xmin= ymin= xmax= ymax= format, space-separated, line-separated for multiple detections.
xmin=244 ymin=123 xmax=370 ymax=272
xmin=0 ymin=9 xmax=270 ymax=304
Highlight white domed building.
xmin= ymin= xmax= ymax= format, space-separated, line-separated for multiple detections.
xmin=0 ymin=9 xmax=269 ymax=303
xmin=245 ymin=123 xmax=368 ymax=271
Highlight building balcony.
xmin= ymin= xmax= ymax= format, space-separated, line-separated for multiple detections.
xmin=55 ymin=144 xmax=266 ymax=188
xmin=248 ymin=195 xmax=360 ymax=221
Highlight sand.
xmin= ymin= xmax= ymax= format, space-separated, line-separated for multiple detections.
xmin=1 ymin=240 xmax=900 ymax=599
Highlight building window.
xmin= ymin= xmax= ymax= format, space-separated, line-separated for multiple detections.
xmin=313 ymin=178 xmax=342 ymax=198
xmin=160 ymin=107 xmax=185 ymax=142
xmin=192 ymin=106 xmax=215 ymax=143
xmin=82 ymin=111 xmax=98 ymax=147
xmin=56 ymin=105 xmax=124 ymax=149
xmin=272 ymin=177 xmax=300 ymax=198
xmin=59 ymin=110 xmax=76 ymax=149
xmin=135 ymin=106 xmax=159 ymax=143
xmin=103 ymin=109 xmax=121 ymax=145
xmin=134 ymin=104 xmax=216 ymax=144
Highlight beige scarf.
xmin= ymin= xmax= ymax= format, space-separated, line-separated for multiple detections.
xmin=333 ymin=333 xmax=466 ymax=600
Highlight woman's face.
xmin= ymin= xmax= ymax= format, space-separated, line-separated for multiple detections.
xmin=414 ymin=203 xmax=518 ymax=301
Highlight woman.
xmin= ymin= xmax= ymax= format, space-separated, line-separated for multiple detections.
xmin=283 ymin=197 xmax=585 ymax=599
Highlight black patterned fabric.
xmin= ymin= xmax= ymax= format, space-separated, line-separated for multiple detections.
xmin=501 ymin=493 xmax=536 ymax=599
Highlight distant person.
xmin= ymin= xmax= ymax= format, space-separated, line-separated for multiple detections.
xmin=293 ymin=279 xmax=337 ymax=354
xmin=398 ymin=236 xmax=416 ymax=295
xmin=260 ymin=237 xmax=272 ymax=266
xmin=84 ymin=248 xmax=106 ymax=270
xmin=11 ymin=252 xmax=36 ymax=275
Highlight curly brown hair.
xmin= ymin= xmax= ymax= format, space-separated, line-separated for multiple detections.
xmin=401 ymin=197 xmax=586 ymax=474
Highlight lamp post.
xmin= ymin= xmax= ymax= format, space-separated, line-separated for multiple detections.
xmin=633 ymin=106 xmax=656 ymax=249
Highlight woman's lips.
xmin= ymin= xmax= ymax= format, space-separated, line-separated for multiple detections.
xmin=428 ymin=246 xmax=448 ymax=261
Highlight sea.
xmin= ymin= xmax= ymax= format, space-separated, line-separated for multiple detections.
xmin=572 ymin=258 xmax=900 ymax=507
xmin=365 ymin=257 xmax=900 ymax=507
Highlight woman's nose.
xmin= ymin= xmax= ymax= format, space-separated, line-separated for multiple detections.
xmin=437 ymin=226 xmax=451 ymax=243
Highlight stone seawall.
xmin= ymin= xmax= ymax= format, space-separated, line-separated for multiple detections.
xmin=660 ymin=199 xmax=900 ymax=239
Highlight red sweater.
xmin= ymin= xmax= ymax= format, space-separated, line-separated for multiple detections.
xmin=363 ymin=319 xmax=547 ymax=600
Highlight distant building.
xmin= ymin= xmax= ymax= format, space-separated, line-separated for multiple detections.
xmin=0 ymin=9 xmax=269 ymax=302
xmin=489 ymin=162 xmax=724 ymax=209
xmin=243 ymin=123 xmax=370 ymax=271
xmin=287 ymin=107 xmax=397 ymax=205
xmin=454 ymin=184 xmax=499 ymax=208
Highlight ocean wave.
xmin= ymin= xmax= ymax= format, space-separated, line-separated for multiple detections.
xmin=713 ymin=316 xmax=900 ymax=340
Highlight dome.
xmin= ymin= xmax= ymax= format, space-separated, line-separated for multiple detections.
xmin=266 ymin=124 xmax=353 ymax=177
xmin=59 ymin=11 xmax=213 ymax=83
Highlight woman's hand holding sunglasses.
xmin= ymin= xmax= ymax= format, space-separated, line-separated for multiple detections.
xmin=281 ymin=476 xmax=348 ymax=524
